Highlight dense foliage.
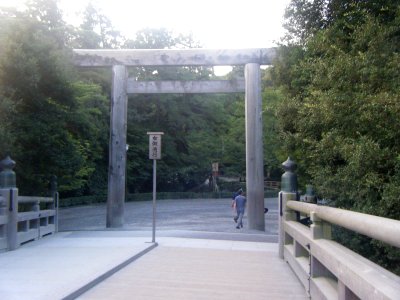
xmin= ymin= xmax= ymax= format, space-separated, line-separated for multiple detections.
xmin=0 ymin=1 xmax=108 ymax=194
xmin=1 ymin=0 xmax=398 ymax=274
xmin=273 ymin=0 xmax=400 ymax=273
xmin=0 ymin=0 xmax=283 ymax=197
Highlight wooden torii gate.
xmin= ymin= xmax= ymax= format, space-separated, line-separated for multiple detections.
xmin=73 ymin=48 xmax=276 ymax=231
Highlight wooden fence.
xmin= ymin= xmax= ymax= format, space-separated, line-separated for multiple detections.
xmin=264 ymin=180 xmax=280 ymax=190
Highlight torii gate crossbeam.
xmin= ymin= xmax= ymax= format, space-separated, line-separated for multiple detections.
xmin=73 ymin=48 xmax=276 ymax=231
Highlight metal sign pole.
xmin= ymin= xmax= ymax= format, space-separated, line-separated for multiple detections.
xmin=147 ymin=131 xmax=163 ymax=244
xmin=152 ymin=159 xmax=156 ymax=243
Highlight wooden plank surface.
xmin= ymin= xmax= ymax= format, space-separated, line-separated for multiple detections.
xmin=73 ymin=48 xmax=276 ymax=67
xmin=80 ymin=242 xmax=309 ymax=300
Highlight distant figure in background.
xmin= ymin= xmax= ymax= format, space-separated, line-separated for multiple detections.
xmin=233 ymin=190 xmax=246 ymax=229
xmin=208 ymin=174 xmax=213 ymax=190
xmin=231 ymin=188 xmax=243 ymax=208
xmin=231 ymin=187 xmax=267 ymax=219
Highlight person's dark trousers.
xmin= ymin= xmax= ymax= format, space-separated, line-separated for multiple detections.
xmin=236 ymin=209 xmax=244 ymax=228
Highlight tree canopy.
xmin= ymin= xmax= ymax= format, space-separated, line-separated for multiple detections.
xmin=1 ymin=0 xmax=280 ymax=197
xmin=273 ymin=0 xmax=400 ymax=273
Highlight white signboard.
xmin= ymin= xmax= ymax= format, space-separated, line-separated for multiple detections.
xmin=212 ymin=162 xmax=219 ymax=172
xmin=147 ymin=132 xmax=164 ymax=160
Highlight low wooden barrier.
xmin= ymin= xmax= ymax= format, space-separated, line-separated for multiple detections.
xmin=0 ymin=189 xmax=58 ymax=251
xmin=279 ymin=191 xmax=400 ymax=300
xmin=264 ymin=180 xmax=280 ymax=190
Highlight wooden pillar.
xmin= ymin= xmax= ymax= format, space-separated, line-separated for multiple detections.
xmin=245 ymin=63 xmax=265 ymax=231
xmin=338 ymin=280 xmax=359 ymax=300
xmin=310 ymin=211 xmax=332 ymax=240
xmin=107 ymin=65 xmax=128 ymax=228
xmin=279 ymin=191 xmax=297 ymax=258
xmin=4 ymin=188 xmax=18 ymax=250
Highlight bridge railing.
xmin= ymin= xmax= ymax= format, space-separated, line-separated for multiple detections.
xmin=0 ymin=156 xmax=58 ymax=251
xmin=278 ymin=157 xmax=400 ymax=300
xmin=0 ymin=190 xmax=59 ymax=252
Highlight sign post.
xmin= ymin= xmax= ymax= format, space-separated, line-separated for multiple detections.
xmin=147 ymin=132 xmax=164 ymax=243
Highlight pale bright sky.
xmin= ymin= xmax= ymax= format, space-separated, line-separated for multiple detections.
xmin=1 ymin=0 xmax=291 ymax=75
xmin=0 ymin=0 xmax=291 ymax=49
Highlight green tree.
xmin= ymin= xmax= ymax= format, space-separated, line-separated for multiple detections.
xmin=0 ymin=0 xmax=109 ymax=196
xmin=221 ymin=67 xmax=285 ymax=182
xmin=273 ymin=0 xmax=400 ymax=273
xmin=0 ymin=93 xmax=16 ymax=155
xmin=262 ymin=72 xmax=285 ymax=181
xmin=68 ymin=82 xmax=109 ymax=195
xmin=121 ymin=28 xmax=234 ymax=192
xmin=73 ymin=3 xmax=123 ymax=49
xmin=221 ymin=96 xmax=246 ymax=178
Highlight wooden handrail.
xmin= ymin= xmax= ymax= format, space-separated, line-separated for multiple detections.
xmin=18 ymin=196 xmax=53 ymax=204
xmin=287 ymin=200 xmax=400 ymax=248
xmin=280 ymin=192 xmax=400 ymax=299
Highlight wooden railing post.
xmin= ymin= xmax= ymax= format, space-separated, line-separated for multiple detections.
xmin=279 ymin=157 xmax=298 ymax=259
xmin=310 ymin=211 xmax=332 ymax=240
xmin=49 ymin=175 xmax=59 ymax=232
xmin=279 ymin=191 xmax=297 ymax=259
xmin=54 ymin=192 xmax=59 ymax=232
xmin=309 ymin=211 xmax=333 ymax=296
xmin=0 ymin=192 xmax=6 ymax=250
xmin=0 ymin=156 xmax=19 ymax=250
xmin=32 ymin=198 xmax=40 ymax=239
xmin=5 ymin=188 xmax=18 ymax=250
xmin=338 ymin=280 xmax=359 ymax=300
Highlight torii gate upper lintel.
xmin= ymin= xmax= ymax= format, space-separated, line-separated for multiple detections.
xmin=73 ymin=48 xmax=276 ymax=67
xmin=72 ymin=48 xmax=276 ymax=231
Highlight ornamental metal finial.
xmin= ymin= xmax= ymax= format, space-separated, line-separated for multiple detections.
xmin=282 ymin=156 xmax=297 ymax=172
xmin=281 ymin=157 xmax=297 ymax=193
xmin=0 ymin=155 xmax=16 ymax=188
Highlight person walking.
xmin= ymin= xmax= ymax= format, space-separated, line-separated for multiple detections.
xmin=233 ymin=190 xmax=246 ymax=229
xmin=231 ymin=188 xmax=242 ymax=208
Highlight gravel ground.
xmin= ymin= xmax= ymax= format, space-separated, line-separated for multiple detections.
xmin=59 ymin=197 xmax=279 ymax=242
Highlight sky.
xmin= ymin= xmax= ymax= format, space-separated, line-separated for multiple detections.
xmin=0 ymin=0 xmax=291 ymax=75
xmin=0 ymin=0 xmax=291 ymax=49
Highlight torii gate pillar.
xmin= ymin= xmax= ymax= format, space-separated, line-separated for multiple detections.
xmin=245 ymin=63 xmax=265 ymax=230
xmin=106 ymin=65 xmax=128 ymax=228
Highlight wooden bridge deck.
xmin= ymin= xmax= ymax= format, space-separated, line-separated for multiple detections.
xmin=79 ymin=238 xmax=309 ymax=300
xmin=0 ymin=231 xmax=308 ymax=300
